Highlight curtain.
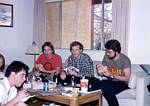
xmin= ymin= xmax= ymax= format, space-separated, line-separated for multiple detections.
xmin=111 ymin=0 xmax=130 ymax=54
xmin=33 ymin=0 xmax=46 ymax=49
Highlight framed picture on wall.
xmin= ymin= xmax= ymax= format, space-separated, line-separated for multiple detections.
xmin=0 ymin=3 xmax=13 ymax=27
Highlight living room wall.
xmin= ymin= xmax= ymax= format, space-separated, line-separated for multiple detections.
xmin=128 ymin=0 xmax=150 ymax=64
xmin=0 ymin=0 xmax=150 ymax=71
xmin=0 ymin=0 xmax=35 ymax=70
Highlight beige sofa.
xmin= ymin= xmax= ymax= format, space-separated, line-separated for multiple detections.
xmin=55 ymin=49 xmax=150 ymax=106
xmin=100 ymin=64 xmax=150 ymax=106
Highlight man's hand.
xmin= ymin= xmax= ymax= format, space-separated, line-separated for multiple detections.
xmin=67 ymin=67 xmax=77 ymax=76
xmin=35 ymin=64 xmax=44 ymax=72
xmin=15 ymin=89 xmax=29 ymax=102
xmin=103 ymin=69 xmax=113 ymax=77
xmin=60 ymin=71 xmax=66 ymax=80
xmin=96 ymin=64 xmax=113 ymax=77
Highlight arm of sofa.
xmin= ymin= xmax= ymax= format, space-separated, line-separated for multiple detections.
xmin=136 ymin=76 xmax=150 ymax=106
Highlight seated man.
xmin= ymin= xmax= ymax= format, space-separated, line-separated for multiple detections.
xmin=0 ymin=61 xmax=29 ymax=106
xmin=33 ymin=42 xmax=62 ymax=81
xmin=59 ymin=41 xmax=94 ymax=85
xmin=92 ymin=39 xmax=131 ymax=106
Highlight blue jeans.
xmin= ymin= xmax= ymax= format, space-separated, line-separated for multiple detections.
xmin=91 ymin=80 xmax=129 ymax=106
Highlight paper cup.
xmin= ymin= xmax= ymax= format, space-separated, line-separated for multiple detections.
xmin=80 ymin=79 xmax=89 ymax=92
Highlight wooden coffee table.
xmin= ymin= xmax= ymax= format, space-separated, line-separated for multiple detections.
xmin=34 ymin=90 xmax=102 ymax=106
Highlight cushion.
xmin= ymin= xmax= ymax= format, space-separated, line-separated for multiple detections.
xmin=128 ymin=72 xmax=137 ymax=89
xmin=116 ymin=89 xmax=136 ymax=99
xmin=128 ymin=65 xmax=146 ymax=89
xmin=140 ymin=64 xmax=150 ymax=75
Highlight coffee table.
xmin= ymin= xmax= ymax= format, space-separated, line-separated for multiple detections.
xmin=33 ymin=90 xmax=102 ymax=106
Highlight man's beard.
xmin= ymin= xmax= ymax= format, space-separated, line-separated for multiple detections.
xmin=109 ymin=52 xmax=116 ymax=60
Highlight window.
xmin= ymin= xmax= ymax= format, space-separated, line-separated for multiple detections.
xmin=45 ymin=0 xmax=112 ymax=50
xmin=92 ymin=0 xmax=112 ymax=50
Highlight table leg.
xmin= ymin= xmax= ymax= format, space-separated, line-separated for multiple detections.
xmin=98 ymin=94 xmax=102 ymax=106
xmin=70 ymin=99 xmax=78 ymax=106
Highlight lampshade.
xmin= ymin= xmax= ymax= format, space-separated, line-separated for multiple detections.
xmin=25 ymin=42 xmax=40 ymax=55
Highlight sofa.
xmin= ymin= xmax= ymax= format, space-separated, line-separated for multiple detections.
xmin=55 ymin=49 xmax=150 ymax=106
xmin=100 ymin=64 xmax=150 ymax=106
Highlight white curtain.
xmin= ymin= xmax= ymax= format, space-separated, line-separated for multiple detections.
xmin=33 ymin=0 xmax=46 ymax=49
xmin=111 ymin=0 xmax=130 ymax=54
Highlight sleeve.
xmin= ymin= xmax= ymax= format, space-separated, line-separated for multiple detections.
xmin=7 ymin=87 xmax=17 ymax=102
xmin=102 ymin=55 xmax=107 ymax=66
xmin=55 ymin=55 xmax=62 ymax=68
xmin=36 ymin=55 xmax=42 ymax=64
xmin=122 ymin=57 xmax=131 ymax=69
xmin=83 ymin=55 xmax=94 ymax=77
xmin=0 ymin=83 xmax=5 ymax=104
xmin=64 ymin=59 xmax=68 ymax=68
xmin=65 ymin=56 xmax=71 ymax=68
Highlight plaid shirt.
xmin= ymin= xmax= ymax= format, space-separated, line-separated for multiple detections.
xmin=65 ymin=53 xmax=94 ymax=77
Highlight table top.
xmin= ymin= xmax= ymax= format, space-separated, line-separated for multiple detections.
xmin=29 ymin=88 xmax=102 ymax=105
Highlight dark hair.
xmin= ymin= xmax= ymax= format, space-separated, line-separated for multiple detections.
xmin=0 ymin=54 xmax=5 ymax=72
xmin=70 ymin=41 xmax=84 ymax=51
xmin=105 ymin=39 xmax=121 ymax=53
xmin=5 ymin=61 xmax=29 ymax=77
xmin=42 ymin=42 xmax=55 ymax=54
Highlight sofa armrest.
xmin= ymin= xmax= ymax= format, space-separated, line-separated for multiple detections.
xmin=136 ymin=76 xmax=150 ymax=106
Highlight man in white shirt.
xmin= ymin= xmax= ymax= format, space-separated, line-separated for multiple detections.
xmin=0 ymin=61 xmax=29 ymax=106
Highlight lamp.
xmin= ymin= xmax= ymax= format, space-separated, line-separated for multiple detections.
xmin=25 ymin=42 xmax=40 ymax=65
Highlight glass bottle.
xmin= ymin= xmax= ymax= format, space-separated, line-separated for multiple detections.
xmin=71 ymin=75 xmax=76 ymax=88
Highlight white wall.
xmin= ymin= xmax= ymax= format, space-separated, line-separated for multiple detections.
xmin=1 ymin=0 xmax=150 ymax=71
xmin=128 ymin=0 xmax=150 ymax=64
xmin=55 ymin=49 xmax=105 ymax=63
xmin=0 ymin=0 xmax=35 ymax=70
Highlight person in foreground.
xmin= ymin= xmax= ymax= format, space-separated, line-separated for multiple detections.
xmin=60 ymin=41 xmax=94 ymax=84
xmin=33 ymin=41 xmax=62 ymax=80
xmin=0 ymin=53 xmax=5 ymax=79
xmin=92 ymin=39 xmax=131 ymax=106
xmin=0 ymin=61 xmax=29 ymax=106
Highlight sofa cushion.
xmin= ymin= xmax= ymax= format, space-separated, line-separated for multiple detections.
xmin=128 ymin=65 xmax=146 ymax=89
xmin=117 ymin=89 xmax=136 ymax=99
xmin=128 ymin=72 xmax=137 ymax=89
xmin=140 ymin=64 xmax=150 ymax=75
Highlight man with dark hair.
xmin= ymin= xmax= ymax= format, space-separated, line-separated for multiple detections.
xmin=0 ymin=61 xmax=29 ymax=106
xmin=93 ymin=39 xmax=131 ymax=106
xmin=33 ymin=41 xmax=62 ymax=80
xmin=60 ymin=41 xmax=94 ymax=85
